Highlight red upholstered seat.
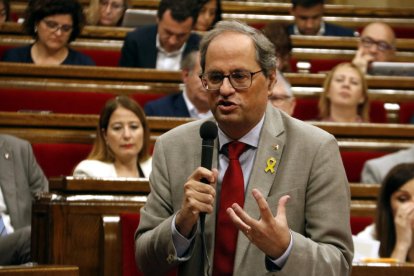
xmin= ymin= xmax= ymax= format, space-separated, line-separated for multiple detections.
xmin=350 ymin=216 xmax=374 ymax=235
xmin=0 ymin=44 xmax=15 ymax=60
xmin=0 ymin=88 xmax=115 ymax=114
xmin=0 ymin=88 xmax=163 ymax=114
xmin=292 ymin=99 xmax=387 ymax=123
xmin=340 ymin=151 xmax=390 ymax=182
xmin=32 ymin=143 xmax=92 ymax=178
xmin=79 ymin=49 xmax=121 ymax=67
xmin=120 ymin=213 xmax=177 ymax=276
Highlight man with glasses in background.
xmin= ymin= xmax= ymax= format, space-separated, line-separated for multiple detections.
xmin=352 ymin=22 xmax=396 ymax=73
xmin=119 ymin=0 xmax=200 ymax=70
xmin=135 ymin=20 xmax=352 ymax=275
xmin=269 ymin=72 xmax=296 ymax=116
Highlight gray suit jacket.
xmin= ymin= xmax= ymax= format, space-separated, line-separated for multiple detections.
xmin=136 ymin=104 xmax=353 ymax=275
xmin=0 ymin=135 xmax=48 ymax=264
xmin=361 ymin=146 xmax=414 ymax=184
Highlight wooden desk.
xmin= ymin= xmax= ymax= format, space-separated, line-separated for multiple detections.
xmin=0 ymin=265 xmax=79 ymax=275
xmin=31 ymin=178 xmax=149 ymax=276
xmin=352 ymin=262 xmax=414 ymax=276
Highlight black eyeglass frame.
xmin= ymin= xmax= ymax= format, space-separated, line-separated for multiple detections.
xmin=199 ymin=69 xmax=264 ymax=91
xmin=360 ymin=36 xmax=395 ymax=52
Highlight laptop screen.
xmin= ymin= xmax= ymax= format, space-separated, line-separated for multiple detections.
xmin=368 ymin=61 xmax=414 ymax=76
xmin=121 ymin=9 xmax=157 ymax=28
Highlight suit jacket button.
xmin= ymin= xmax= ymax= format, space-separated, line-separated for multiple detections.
xmin=166 ymin=254 xmax=174 ymax=264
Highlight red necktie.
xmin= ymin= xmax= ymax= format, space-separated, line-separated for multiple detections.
xmin=213 ymin=141 xmax=246 ymax=276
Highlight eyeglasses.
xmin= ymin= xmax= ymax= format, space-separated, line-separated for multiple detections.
xmin=99 ymin=0 xmax=124 ymax=10
xmin=360 ymin=36 xmax=394 ymax=52
xmin=199 ymin=70 xmax=263 ymax=91
xmin=42 ymin=20 xmax=73 ymax=33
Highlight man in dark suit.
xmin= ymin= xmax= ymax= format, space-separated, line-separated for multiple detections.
xmin=144 ymin=50 xmax=211 ymax=118
xmin=0 ymin=134 xmax=48 ymax=265
xmin=287 ymin=0 xmax=355 ymax=37
xmin=119 ymin=0 xmax=201 ymax=70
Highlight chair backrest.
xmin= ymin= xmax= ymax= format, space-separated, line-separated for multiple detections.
xmin=32 ymin=143 xmax=92 ymax=178
xmin=341 ymin=151 xmax=390 ymax=182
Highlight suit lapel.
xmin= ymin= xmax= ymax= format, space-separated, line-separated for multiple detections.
xmin=0 ymin=138 xmax=18 ymax=226
xmin=234 ymin=105 xmax=286 ymax=271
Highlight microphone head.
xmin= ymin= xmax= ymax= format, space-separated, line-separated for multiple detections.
xmin=199 ymin=121 xmax=218 ymax=140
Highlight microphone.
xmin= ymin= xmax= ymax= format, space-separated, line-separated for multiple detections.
xmin=199 ymin=121 xmax=218 ymax=231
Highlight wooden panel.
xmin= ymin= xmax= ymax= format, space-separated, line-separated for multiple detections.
xmin=352 ymin=263 xmax=414 ymax=276
xmin=0 ymin=265 xmax=79 ymax=275
xmin=32 ymin=190 xmax=147 ymax=276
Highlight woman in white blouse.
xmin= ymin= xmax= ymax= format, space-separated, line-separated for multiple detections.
xmin=74 ymin=96 xmax=151 ymax=178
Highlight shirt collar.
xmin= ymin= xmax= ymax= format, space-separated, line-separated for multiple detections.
xmin=218 ymin=114 xmax=265 ymax=151
xmin=156 ymin=34 xmax=186 ymax=57
xmin=293 ymin=21 xmax=325 ymax=36
xmin=182 ymin=88 xmax=212 ymax=119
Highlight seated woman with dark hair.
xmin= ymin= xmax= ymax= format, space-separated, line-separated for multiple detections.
xmin=0 ymin=0 xmax=10 ymax=23
xmin=194 ymin=0 xmax=222 ymax=31
xmin=356 ymin=163 xmax=414 ymax=262
xmin=73 ymin=96 xmax=151 ymax=178
xmin=318 ymin=62 xmax=369 ymax=122
xmin=2 ymin=0 xmax=95 ymax=65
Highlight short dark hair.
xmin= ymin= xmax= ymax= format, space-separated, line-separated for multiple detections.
xmin=1 ymin=0 xmax=10 ymax=21
xmin=23 ymin=0 xmax=85 ymax=43
xmin=292 ymin=0 xmax=324 ymax=8
xmin=157 ymin=0 xmax=199 ymax=26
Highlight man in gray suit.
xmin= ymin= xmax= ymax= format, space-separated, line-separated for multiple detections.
xmin=0 ymin=134 xmax=48 ymax=265
xmin=361 ymin=146 xmax=414 ymax=184
xmin=136 ymin=21 xmax=353 ymax=275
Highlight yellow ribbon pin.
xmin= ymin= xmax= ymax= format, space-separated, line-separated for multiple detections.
xmin=265 ymin=157 xmax=277 ymax=174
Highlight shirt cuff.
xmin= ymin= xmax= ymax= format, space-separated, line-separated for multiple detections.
xmin=266 ymin=231 xmax=293 ymax=271
xmin=171 ymin=214 xmax=196 ymax=258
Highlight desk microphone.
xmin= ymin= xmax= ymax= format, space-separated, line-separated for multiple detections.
xmin=199 ymin=121 xmax=218 ymax=231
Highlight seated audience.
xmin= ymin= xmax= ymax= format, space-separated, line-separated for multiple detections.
xmin=288 ymin=0 xmax=355 ymax=37
xmin=269 ymin=71 xmax=296 ymax=116
xmin=356 ymin=163 xmax=414 ymax=262
xmin=73 ymin=96 xmax=151 ymax=178
xmin=194 ymin=0 xmax=222 ymax=32
xmin=318 ymin=62 xmax=369 ymax=122
xmin=1 ymin=0 xmax=95 ymax=65
xmin=119 ymin=0 xmax=200 ymax=70
xmin=144 ymin=50 xmax=211 ymax=118
xmin=0 ymin=134 xmax=48 ymax=265
xmin=361 ymin=146 xmax=414 ymax=184
xmin=87 ymin=0 xmax=130 ymax=26
xmin=262 ymin=22 xmax=292 ymax=72
xmin=352 ymin=22 xmax=396 ymax=73
xmin=0 ymin=0 xmax=10 ymax=23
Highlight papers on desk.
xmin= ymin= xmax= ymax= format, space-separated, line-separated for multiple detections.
xmin=352 ymin=235 xmax=380 ymax=263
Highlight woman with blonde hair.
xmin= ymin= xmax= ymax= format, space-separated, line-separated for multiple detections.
xmin=87 ymin=0 xmax=130 ymax=26
xmin=319 ymin=62 xmax=370 ymax=122
xmin=74 ymin=96 xmax=151 ymax=178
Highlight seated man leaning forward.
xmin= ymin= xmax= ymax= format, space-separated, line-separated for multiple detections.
xmin=135 ymin=20 xmax=353 ymax=275
xmin=119 ymin=0 xmax=201 ymax=70
xmin=144 ymin=50 xmax=211 ymax=119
